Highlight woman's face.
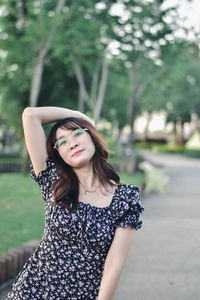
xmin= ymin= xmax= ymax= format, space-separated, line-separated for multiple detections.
xmin=55 ymin=126 xmax=96 ymax=168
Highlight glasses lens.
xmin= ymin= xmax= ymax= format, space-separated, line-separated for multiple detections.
xmin=54 ymin=128 xmax=88 ymax=150
xmin=72 ymin=128 xmax=85 ymax=137
xmin=54 ymin=139 xmax=67 ymax=149
xmin=58 ymin=139 xmax=67 ymax=147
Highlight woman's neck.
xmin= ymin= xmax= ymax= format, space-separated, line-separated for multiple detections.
xmin=73 ymin=164 xmax=99 ymax=190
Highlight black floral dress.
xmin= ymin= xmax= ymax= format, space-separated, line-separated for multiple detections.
xmin=6 ymin=157 xmax=144 ymax=300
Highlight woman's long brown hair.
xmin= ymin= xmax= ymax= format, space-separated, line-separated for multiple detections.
xmin=46 ymin=117 xmax=120 ymax=212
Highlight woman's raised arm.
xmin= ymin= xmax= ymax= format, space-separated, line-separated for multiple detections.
xmin=22 ymin=106 xmax=94 ymax=177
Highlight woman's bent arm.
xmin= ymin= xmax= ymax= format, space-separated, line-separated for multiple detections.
xmin=22 ymin=106 xmax=94 ymax=177
xmin=23 ymin=106 xmax=94 ymax=126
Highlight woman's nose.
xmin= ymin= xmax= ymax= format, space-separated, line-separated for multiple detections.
xmin=69 ymin=140 xmax=79 ymax=150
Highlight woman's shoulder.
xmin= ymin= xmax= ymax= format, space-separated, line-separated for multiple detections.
xmin=111 ymin=183 xmax=144 ymax=226
xmin=112 ymin=183 xmax=141 ymax=210
xmin=117 ymin=183 xmax=140 ymax=194
xmin=30 ymin=156 xmax=59 ymax=185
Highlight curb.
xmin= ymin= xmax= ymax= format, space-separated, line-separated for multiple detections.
xmin=0 ymin=240 xmax=40 ymax=287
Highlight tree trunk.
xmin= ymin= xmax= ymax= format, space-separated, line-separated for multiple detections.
xmin=176 ymin=119 xmax=184 ymax=146
xmin=78 ymin=86 xmax=85 ymax=112
xmin=72 ymin=58 xmax=90 ymax=112
xmin=125 ymin=64 xmax=137 ymax=174
xmin=144 ymin=111 xmax=152 ymax=142
xmin=22 ymin=49 xmax=46 ymax=174
xmin=173 ymin=122 xmax=177 ymax=144
xmin=126 ymin=93 xmax=137 ymax=174
xmin=124 ymin=64 xmax=167 ymax=173
xmin=90 ymin=59 xmax=101 ymax=108
xmin=116 ymin=127 xmax=123 ymax=157
xmin=30 ymin=50 xmax=46 ymax=107
xmin=126 ymin=118 xmax=137 ymax=174
xmin=21 ymin=0 xmax=66 ymax=175
xmin=94 ymin=56 xmax=109 ymax=124
xmin=72 ymin=52 xmax=109 ymax=125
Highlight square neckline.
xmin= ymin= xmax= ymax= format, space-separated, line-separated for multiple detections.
xmin=78 ymin=183 xmax=121 ymax=210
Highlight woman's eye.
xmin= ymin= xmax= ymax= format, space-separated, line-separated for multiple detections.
xmin=60 ymin=140 xmax=67 ymax=146
xmin=75 ymin=131 xmax=83 ymax=137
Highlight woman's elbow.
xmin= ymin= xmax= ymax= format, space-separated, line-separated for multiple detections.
xmin=22 ymin=107 xmax=34 ymax=119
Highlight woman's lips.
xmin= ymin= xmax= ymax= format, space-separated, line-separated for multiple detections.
xmin=72 ymin=149 xmax=84 ymax=157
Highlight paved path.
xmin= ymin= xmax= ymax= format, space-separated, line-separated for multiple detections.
xmin=114 ymin=150 xmax=200 ymax=300
xmin=1 ymin=151 xmax=199 ymax=300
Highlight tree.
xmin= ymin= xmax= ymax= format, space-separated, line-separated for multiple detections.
xmin=52 ymin=0 xmax=119 ymax=123
xmin=99 ymin=57 xmax=129 ymax=160
xmin=155 ymin=41 xmax=200 ymax=145
xmin=106 ymin=0 xmax=178 ymax=172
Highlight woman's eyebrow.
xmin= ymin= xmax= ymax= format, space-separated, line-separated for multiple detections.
xmin=57 ymin=135 xmax=66 ymax=140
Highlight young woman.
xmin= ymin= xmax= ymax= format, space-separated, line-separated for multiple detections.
xmin=6 ymin=106 xmax=144 ymax=300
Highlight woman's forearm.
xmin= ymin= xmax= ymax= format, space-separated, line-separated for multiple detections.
xmin=97 ymin=265 xmax=121 ymax=300
xmin=23 ymin=106 xmax=94 ymax=126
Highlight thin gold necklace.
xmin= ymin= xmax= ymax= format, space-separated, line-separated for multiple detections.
xmin=79 ymin=181 xmax=98 ymax=194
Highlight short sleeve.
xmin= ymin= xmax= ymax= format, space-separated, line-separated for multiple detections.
xmin=30 ymin=157 xmax=59 ymax=201
xmin=115 ymin=184 xmax=144 ymax=230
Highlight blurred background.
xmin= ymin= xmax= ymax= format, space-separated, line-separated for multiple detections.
xmin=0 ymin=0 xmax=200 ymax=299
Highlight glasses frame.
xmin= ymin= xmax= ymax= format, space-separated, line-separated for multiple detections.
xmin=53 ymin=128 xmax=89 ymax=150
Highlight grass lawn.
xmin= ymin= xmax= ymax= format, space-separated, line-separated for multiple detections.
xmin=0 ymin=173 xmax=44 ymax=256
xmin=0 ymin=170 xmax=144 ymax=256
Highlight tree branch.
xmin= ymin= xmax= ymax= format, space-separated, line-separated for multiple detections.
xmin=135 ymin=66 xmax=169 ymax=99
xmin=90 ymin=58 xmax=101 ymax=106
xmin=72 ymin=58 xmax=91 ymax=109
xmin=94 ymin=51 xmax=109 ymax=123
xmin=38 ymin=0 xmax=45 ymax=37
xmin=43 ymin=0 xmax=66 ymax=55
xmin=29 ymin=0 xmax=66 ymax=107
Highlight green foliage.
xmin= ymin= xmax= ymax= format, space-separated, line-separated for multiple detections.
xmin=119 ymin=171 xmax=145 ymax=186
xmin=149 ymin=42 xmax=200 ymax=123
xmin=0 ymin=155 xmax=23 ymax=164
xmin=136 ymin=141 xmax=200 ymax=159
xmin=1 ymin=0 xmax=199 ymax=154
xmin=136 ymin=40 xmax=200 ymax=143
xmin=112 ymin=0 xmax=174 ymax=61
xmin=38 ymin=57 xmax=78 ymax=109
xmin=157 ymin=145 xmax=200 ymax=158
xmin=102 ymin=58 xmax=129 ymax=128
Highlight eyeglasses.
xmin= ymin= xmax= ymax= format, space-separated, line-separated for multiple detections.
xmin=53 ymin=128 xmax=88 ymax=150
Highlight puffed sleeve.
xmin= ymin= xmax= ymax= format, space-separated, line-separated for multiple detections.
xmin=115 ymin=184 xmax=144 ymax=230
xmin=30 ymin=156 xmax=59 ymax=201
